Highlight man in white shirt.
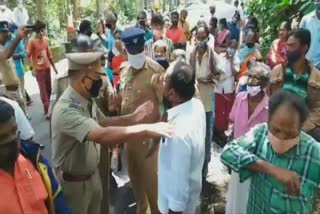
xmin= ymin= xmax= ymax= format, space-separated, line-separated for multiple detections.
xmin=158 ymin=60 xmax=206 ymax=214
xmin=0 ymin=95 xmax=34 ymax=141
xmin=0 ymin=0 xmax=16 ymax=23
xmin=299 ymin=0 xmax=320 ymax=69
xmin=189 ymin=24 xmax=220 ymax=183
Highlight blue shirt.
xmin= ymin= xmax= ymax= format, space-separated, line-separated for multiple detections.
xmin=228 ymin=22 xmax=240 ymax=41
xmin=300 ymin=11 xmax=320 ymax=66
xmin=5 ymin=34 xmax=26 ymax=77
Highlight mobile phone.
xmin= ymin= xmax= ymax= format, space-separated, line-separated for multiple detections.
xmin=26 ymin=25 xmax=36 ymax=31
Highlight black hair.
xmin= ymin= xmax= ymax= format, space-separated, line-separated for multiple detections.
xmin=288 ymin=29 xmax=311 ymax=53
xmin=234 ymin=0 xmax=239 ymax=6
xmin=170 ymin=61 xmax=195 ymax=100
xmin=137 ymin=11 xmax=147 ymax=20
xmin=248 ymin=16 xmax=258 ymax=28
xmin=196 ymin=23 xmax=209 ymax=37
xmin=171 ymin=11 xmax=179 ymax=18
xmin=151 ymin=12 xmax=164 ymax=27
xmin=34 ymin=20 xmax=46 ymax=33
xmin=280 ymin=21 xmax=291 ymax=30
xmin=269 ymin=89 xmax=309 ymax=126
xmin=0 ymin=100 xmax=14 ymax=123
xmin=180 ymin=9 xmax=188 ymax=15
xmin=210 ymin=17 xmax=218 ymax=28
xmin=219 ymin=18 xmax=228 ymax=29
xmin=79 ymin=20 xmax=92 ymax=34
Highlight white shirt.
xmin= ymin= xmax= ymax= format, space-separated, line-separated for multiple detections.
xmin=0 ymin=97 xmax=34 ymax=140
xmin=0 ymin=7 xmax=16 ymax=23
xmin=158 ymin=98 xmax=206 ymax=214
xmin=216 ymin=52 xmax=240 ymax=94
xmin=13 ymin=6 xmax=29 ymax=26
xmin=300 ymin=11 xmax=320 ymax=66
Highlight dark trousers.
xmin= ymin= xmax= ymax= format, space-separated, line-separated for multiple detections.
xmin=35 ymin=69 xmax=51 ymax=114
xmin=202 ymin=111 xmax=213 ymax=180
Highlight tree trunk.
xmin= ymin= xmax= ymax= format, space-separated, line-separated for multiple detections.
xmin=36 ymin=0 xmax=45 ymax=20
xmin=96 ymin=0 xmax=105 ymax=18
xmin=72 ymin=0 xmax=80 ymax=20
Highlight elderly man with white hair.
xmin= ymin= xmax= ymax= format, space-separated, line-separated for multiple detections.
xmin=225 ymin=61 xmax=271 ymax=214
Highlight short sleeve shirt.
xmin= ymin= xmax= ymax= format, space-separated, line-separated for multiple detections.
xmin=51 ymin=86 xmax=104 ymax=175
xmin=283 ymin=67 xmax=309 ymax=101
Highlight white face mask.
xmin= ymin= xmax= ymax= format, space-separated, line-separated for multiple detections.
xmin=247 ymin=85 xmax=261 ymax=97
xmin=127 ymin=51 xmax=146 ymax=70
xmin=112 ymin=46 xmax=120 ymax=56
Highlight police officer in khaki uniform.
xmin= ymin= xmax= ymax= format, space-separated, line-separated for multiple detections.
xmin=51 ymin=51 xmax=172 ymax=214
xmin=119 ymin=27 xmax=165 ymax=214
xmin=52 ymin=35 xmax=114 ymax=214
xmin=0 ymin=21 xmax=27 ymax=112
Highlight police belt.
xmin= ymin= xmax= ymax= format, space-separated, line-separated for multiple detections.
xmin=63 ymin=172 xmax=94 ymax=182
xmin=5 ymin=85 xmax=19 ymax=91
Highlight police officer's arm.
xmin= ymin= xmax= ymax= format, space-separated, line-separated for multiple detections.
xmin=0 ymin=26 xmax=29 ymax=60
xmin=99 ymin=101 xmax=154 ymax=127
xmin=87 ymin=123 xmax=172 ymax=146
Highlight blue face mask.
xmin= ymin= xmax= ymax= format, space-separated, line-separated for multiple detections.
xmin=286 ymin=50 xmax=302 ymax=65
xmin=227 ymin=48 xmax=236 ymax=56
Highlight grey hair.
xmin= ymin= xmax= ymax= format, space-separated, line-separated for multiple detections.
xmin=248 ymin=62 xmax=271 ymax=80
xmin=104 ymin=12 xmax=117 ymax=22
xmin=153 ymin=39 xmax=167 ymax=51
xmin=171 ymin=49 xmax=186 ymax=61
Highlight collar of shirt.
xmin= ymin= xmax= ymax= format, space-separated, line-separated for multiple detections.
xmin=68 ymin=86 xmax=92 ymax=110
xmin=240 ymin=92 xmax=268 ymax=123
xmin=167 ymin=98 xmax=193 ymax=122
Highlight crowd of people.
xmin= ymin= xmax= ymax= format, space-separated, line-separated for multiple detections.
xmin=1 ymin=0 xmax=320 ymax=213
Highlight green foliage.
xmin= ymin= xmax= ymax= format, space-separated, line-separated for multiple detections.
xmin=248 ymin=0 xmax=315 ymax=57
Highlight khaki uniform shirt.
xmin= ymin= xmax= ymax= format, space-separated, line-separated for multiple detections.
xmin=120 ymin=57 xmax=164 ymax=121
xmin=0 ymin=59 xmax=19 ymax=87
xmin=51 ymin=85 xmax=105 ymax=175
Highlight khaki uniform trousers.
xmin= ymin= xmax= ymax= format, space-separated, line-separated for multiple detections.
xmin=126 ymin=139 xmax=159 ymax=214
xmin=62 ymin=170 xmax=102 ymax=214
xmin=6 ymin=88 xmax=26 ymax=113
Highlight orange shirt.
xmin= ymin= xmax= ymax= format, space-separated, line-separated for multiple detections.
xmin=166 ymin=26 xmax=186 ymax=44
xmin=0 ymin=154 xmax=48 ymax=214
xmin=27 ymin=36 xmax=52 ymax=72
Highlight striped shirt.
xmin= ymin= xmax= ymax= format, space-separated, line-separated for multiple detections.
xmin=221 ymin=123 xmax=320 ymax=214
xmin=300 ymin=11 xmax=320 ymax=67
xmin=145 ymin=36 xmax=174 ymax=60
xmin=283 ymin=67 xmax=309 ymax=100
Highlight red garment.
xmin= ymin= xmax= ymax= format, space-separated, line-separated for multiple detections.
xmin=111 ymin=55 xmax=125 ymax=87
xmin=267 ymin=39 xmax=287 ymax=69
xmin=0 ymin=154 xmax=48 ymax=214
xmin=215 ymin=93 xmax=235 ymax=130
xmin=35 ymin=69 xmax=51 ymax=113
xmin=27 ymin=37 xmax=52 ymax=71
xmin=166 ymin=26 xmax=186 ymax=43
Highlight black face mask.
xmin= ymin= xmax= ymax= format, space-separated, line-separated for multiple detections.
xmin=163 ymin=96 xmax=172 ymax=109
xmin=139 ymin=20 xmax=146 ymax=28
xmin=154 ymin=55 xmax=169 ymax=70
xmin=85 ymin=76 xmax=103 ymax=98
xmin=246 ymin=42 xmax=255 ymax=48
xmin=106 ymin=23 xmax=112 ymax=29
xmin=0 ymin=139 xmax=19 ymax=170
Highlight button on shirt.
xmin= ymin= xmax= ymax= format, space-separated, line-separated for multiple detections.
xmin=230 ymin=92 xmax=269 ymax=139
xmin=158 ymin=98 xmax=206 ymax=214
xmin=221 ymin=123 xmax=320 ymax=214
xmin=300 ymin=11 xmax=320 ymax=67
